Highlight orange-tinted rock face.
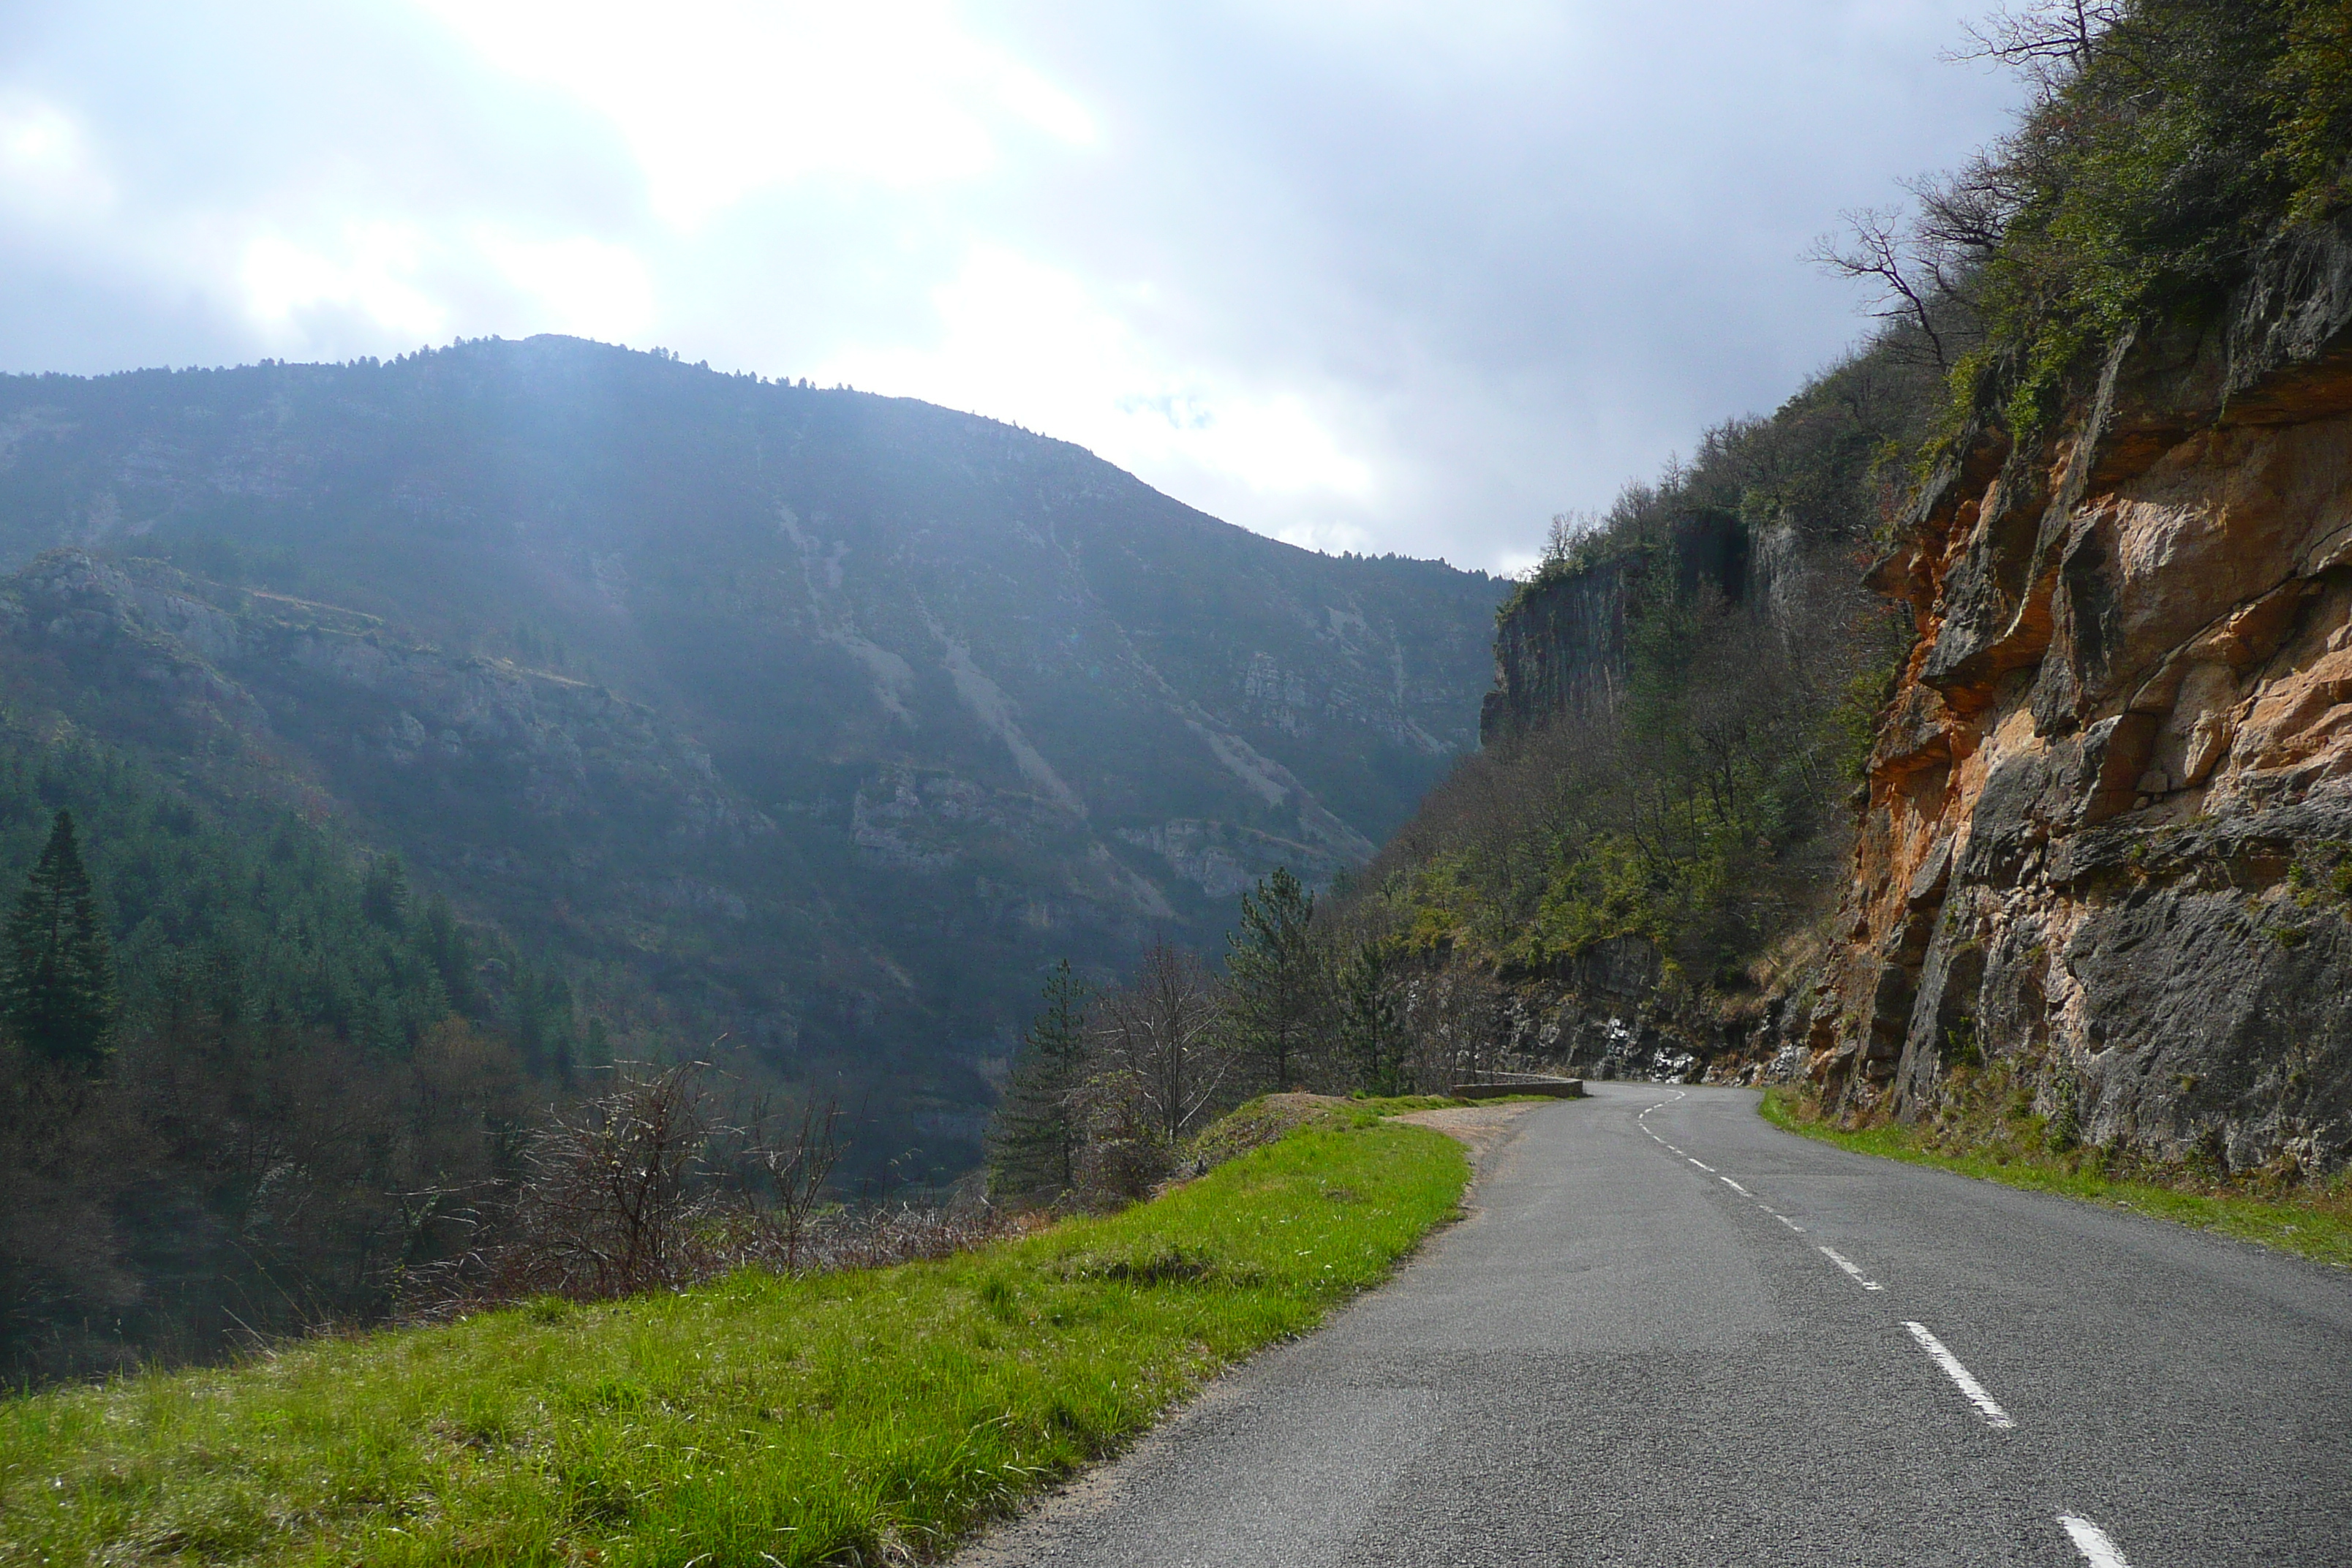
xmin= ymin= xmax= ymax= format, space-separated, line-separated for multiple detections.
xmin=1812 ymin=216 xmax=2352 ymax=1174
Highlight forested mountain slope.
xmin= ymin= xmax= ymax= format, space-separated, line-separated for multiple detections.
xmin=0 ymin=338 xmax=1504 ymax=1174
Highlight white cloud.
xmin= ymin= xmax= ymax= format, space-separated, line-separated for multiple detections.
xmin=0 ymin=0 xmax=2027 ymax=570
xmin=242 ymin=222 xmax=445 ymax=340
xmin=824 ymin=246 xmax=1376 ymax=510
xmin=478 ymin=230 xmax=655 ymax=341
xmin=410 ymin=0 xmax=1097 ymax=227
xmin=0 ymin=97 xmax=113 ymax=222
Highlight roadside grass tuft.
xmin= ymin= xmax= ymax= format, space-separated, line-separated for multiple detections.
xmin=1761 ymin=1088 xmax=2352 ymax=1270
xmin=1 ymin=1119 xmax=1467 ymax=1567
xmin=1349 ymin=1094 xmax=1474 ymax=1113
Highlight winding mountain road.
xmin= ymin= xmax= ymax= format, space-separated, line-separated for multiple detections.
xmin=956 ymin=1084 xmax=2352 ymax=1566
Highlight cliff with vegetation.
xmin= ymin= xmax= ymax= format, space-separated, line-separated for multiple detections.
xmin=1478 ymin=511 xmax=1749 ymax=748
xmin=1332 ymin=344 xmax=1923 ymax=1080
xmin=1810 ymin=211 xmax=2352 ymax=1175
xmin=1349 ymin=1 xmax=2352 ymax=1188
xmin=1782 ymin=0 xmax=2352 ymax=1179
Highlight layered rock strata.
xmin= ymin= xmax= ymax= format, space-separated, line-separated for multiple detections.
xmin=1809 ymin=215 xmax=2352 ymax=1175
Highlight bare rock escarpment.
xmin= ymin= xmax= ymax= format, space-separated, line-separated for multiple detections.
xmin=1808 ymin=214 xmax=2352 ymax=1175
xmin=1480 ymin=511 xmax=1747 ymax=748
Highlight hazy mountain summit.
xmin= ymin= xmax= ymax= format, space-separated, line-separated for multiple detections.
xmin=0 ymin=334 xmax=1504 ymax=1171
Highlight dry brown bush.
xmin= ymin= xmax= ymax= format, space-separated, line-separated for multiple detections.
xmin=412 ymin=1062 xmax=1035 ymax=1314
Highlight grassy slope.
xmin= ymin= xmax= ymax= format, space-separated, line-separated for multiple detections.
xmin=1 ymin=1115 xmax=1467 ymax=1567
xmin=1760 ymin=1089 xmax=2352 ymax=1270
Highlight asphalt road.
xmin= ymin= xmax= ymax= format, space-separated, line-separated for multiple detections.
xmin=954 ymin=1083 xmax=2352 ymax=1567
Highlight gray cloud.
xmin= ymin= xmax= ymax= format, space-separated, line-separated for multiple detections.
xmin=0 ymin=1 xmax=2020 ymax=570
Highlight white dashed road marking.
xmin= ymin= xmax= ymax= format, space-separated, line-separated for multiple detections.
xmin=1817 ymin=1245 xmax=1884 ymax=1291
xmin=1638 ymin=1091 xmax=2125 ymax=1548
xmin=2057 ymin=1515 xmax=2130 ymax=1567
xmin=1902 ymin=1321 xmax=2016 ymax=1430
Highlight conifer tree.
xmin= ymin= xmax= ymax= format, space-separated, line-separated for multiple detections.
xmin=1224 ymin=867 xmax=1326 ymax=1091
xmin=360 ymin=854 xmax=409 ymax=927
xmin=986 ymin=960 xmax=1092 ymax=1200
xmin=2 ymin=810 xmax=116 ymax=1069
xmin=1335 ymin=941 xmax=1411 ymax=1096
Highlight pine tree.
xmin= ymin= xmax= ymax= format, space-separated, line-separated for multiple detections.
xmin=986 ymin=960 xmax=1092 ymax=1201
xmin=1224 ymin=867 xmax=1326 ymax=1091
xmin=1335 ymin=941 xmax=1411 ymax=1096
xmin=422 ymin=894 xmax=480 ymax=1017
xmin=2 ymin=810 xmax=117 ymax=1069
xmin=360 ymin=854 xmax=408 ymax=927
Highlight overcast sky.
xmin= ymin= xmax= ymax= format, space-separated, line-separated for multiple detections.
xmin=0 ymin=1 xmax=2022 ymax=573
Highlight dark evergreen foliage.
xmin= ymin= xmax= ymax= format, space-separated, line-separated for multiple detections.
xmin=1 ymin=810 xmax=116 ymax=1068
xmin=1333 ymin=941 xmax=1411 ymax=1096
xmin=985 ymin=960 xmax=1092 ymax=1201
xmin=1223 ymin=867 xmax=1325 ymax=1093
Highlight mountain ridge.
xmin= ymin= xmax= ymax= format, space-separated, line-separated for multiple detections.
xmin=0 ymin=334 xmax=1508 ymax=1175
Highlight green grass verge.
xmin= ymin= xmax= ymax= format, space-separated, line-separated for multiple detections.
xmin=1760 ymin=1088 xmax=2352 ymax=1270
xmin=1 ymin=1117 xmax=1468 ymax=1567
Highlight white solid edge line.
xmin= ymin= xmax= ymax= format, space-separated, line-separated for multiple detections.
xmin=2057 ymin=1515 xmax=2130 ymax=1567
xmin=1903 ymin=1321 xmax=2016 ymax=1429
xmin=1817 ymin=1245 xmax=1885 ymax=1290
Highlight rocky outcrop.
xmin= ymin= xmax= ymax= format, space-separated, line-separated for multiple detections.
xmin=1381 ymin=938 xmax=1723 ymax=1088
xmin=1480 ymin=510 xmax=1746 ymax=747
xmin=1803 ymin=213 xmax=2352 ymax=1176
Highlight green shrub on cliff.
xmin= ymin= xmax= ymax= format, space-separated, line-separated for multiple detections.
xmin=1836 ymin=1 xmax=2352 ymax=445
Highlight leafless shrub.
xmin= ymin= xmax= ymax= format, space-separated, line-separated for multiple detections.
xmin=1076 ymin=942 xmax=1229 ymax=1199
xmin=755 ymin=1095 xmax=840 ymax=1271
xmin=464 ymin=1060 xmax=716 ymax=1301
xmin=783 ymin=1195 xmax=1049 ymax=1274
xmin=409 ymin=1064 xmax=1034 ymax=1316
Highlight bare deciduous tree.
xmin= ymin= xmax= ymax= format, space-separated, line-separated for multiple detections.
xmin=497 ymin=1061 xmax=715 ymax=1299
xmin=753 ymin=1096 xmax=840 ymax=1273
xmin=1078 ymin=942 xmax=1227 ymax=1196
xmin=1947 ymin=1 xmax=2125 ymax=99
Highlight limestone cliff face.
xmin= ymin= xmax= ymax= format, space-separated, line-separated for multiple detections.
xmin=1480 ymin=511 xmax=1748 ymax=747
xmin=1809 ymin=214 xmax=2352 ymax=1175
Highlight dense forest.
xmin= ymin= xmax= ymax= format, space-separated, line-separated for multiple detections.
xmin=0 ymin=722 xmax=559 ymax=1380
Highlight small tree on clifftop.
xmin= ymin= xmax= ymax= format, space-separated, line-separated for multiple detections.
xmin=2 ymin=810 xmax=116 ymax=1070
